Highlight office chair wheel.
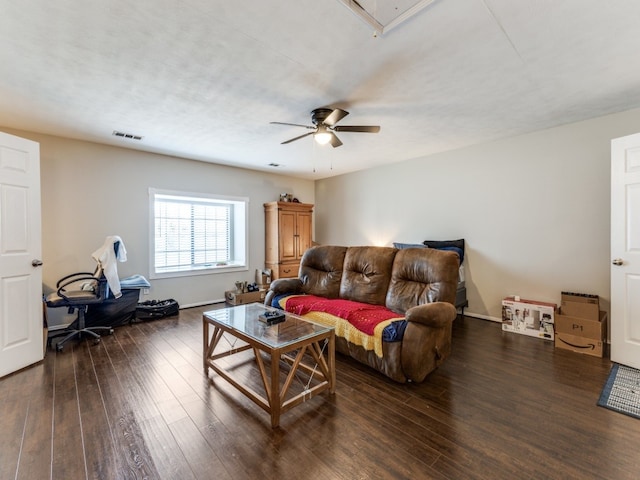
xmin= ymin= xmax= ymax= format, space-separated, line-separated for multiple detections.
xmin=93 ymin=337 xmax=101 ymax=345
xmin=56 ymin=343 xmax=64 ymax=352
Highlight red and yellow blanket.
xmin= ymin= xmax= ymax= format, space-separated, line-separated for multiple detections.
xmin=278 ymin=294 xmax=403 ymax=357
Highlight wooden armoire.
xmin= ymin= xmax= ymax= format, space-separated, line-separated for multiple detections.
xmin=264 ymin=201 xmax=313 ymax=280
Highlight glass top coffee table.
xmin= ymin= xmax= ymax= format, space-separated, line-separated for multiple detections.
xmin=203 ymin=303 xmax=335 ymax=428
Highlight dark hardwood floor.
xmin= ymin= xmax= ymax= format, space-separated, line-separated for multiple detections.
xmin=1 ymin=305 xmax=639 ymax=480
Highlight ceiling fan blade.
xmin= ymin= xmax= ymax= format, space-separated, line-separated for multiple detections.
xmin=329 ymin=132 xmax=343 ymax=148
xmin=270 ymin=122 xmax=315 ymax=129
xmin=333 ymin=125 xmax=381 ymax=133
xmin=281 ymin=131 xmax=315 ymax=144
xmin=323 ymin=108 xmax=349 ymax=126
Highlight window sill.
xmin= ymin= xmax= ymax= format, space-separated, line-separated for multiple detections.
xmin=150 ymin=263 xmax=248 ymax=280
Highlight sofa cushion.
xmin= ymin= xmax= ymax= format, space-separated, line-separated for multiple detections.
xmin=386 ymin=247 xmax=460 ymax=314
xmin=339 ymin=246 xmax=397 ymax=306
xmin=299 ymin=245 xmax=347 ymax=299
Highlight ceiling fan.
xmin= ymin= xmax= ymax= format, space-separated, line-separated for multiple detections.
xmin=270 ymin=108 xmax=380 ymax=148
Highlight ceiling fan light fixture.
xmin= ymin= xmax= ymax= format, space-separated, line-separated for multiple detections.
xmin=314 ymin=131 xmax=332 ymax=145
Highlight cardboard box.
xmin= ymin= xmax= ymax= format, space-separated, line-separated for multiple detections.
xmin=501 ymin=297 xmax=556 ymax=341
xmin=560 ymin=292 xmax=599 ymax=321
xmin=554 ymin=309 xmax=607 ymax=357
xmin=225 ymin=290 xmax=266 ymax=305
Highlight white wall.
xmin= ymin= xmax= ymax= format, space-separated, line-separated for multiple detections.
xmin=315 ymin=107 xmax=640 ymax=321
xmin=3 ymin=128 xmax=314 ymax=327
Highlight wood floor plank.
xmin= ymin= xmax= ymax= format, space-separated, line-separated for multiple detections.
xmin=136 ymin=414 xmax=197 ymax=480
xmin=0 ymin=362 xmax=39 ymax=480
xmin=179 ymin=397 xmax=260 ymax=480
xmin=167 ymin=415 xmax=231 ymax=480
xmin=51 ymin=342 xmax=87 ymax=480
xmin=72 ymin=340 xmax=121 ymax=480
xmin=16 ymin=356 xmax=55 ymax=480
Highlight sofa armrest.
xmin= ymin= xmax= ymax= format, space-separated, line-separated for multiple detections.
xmin=264 ymin=278 xmax=304 ymax=306
xmin=401 ymin=302 xmax=456 ymax=382
xmin=270 ymin=278 xmax=303 ymax=294
xmin=405 ymin=302 xmax=457 ymax=327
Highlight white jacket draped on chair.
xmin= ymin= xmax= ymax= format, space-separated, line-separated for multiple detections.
xmin=92 ymin=235 xmax=127 ymax=298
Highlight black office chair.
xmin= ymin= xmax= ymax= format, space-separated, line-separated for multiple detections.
xmin=46 ymin=270 xmax=115 ymax=351
xmin=45 ymin=249 xmax=119 ymax=352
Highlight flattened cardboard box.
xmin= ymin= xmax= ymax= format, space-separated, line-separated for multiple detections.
xmin=560 ymin=292 xmax=599 ymax=321
xmin=225 ymin=290 xmax=265 ymax=305
xmin=502 ymin=297 xmax=556 ymax=341
xmin=554 ymin=310 xmax=607 ymax=358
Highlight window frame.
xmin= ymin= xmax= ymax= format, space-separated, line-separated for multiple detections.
xmin=149 ymin=188 xmax=249 ymax=280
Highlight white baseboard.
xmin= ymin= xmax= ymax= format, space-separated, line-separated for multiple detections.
xmin=179 ymin=298 xmax=226 ymax=309
xmin=48 ymin=323 xmax=73 ymax=331
xmin=463 ymin=311 xmax=502 ymax=323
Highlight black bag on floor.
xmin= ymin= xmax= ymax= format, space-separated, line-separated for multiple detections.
xmin=135 ymin=299 xmax=179 ymax=321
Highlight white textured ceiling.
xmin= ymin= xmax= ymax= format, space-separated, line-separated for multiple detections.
xmin=2 ymin=1 xmax=640 ymax=179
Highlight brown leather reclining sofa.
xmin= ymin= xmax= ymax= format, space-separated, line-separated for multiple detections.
xmin=264 ymin=245 xmax=460 ymax=383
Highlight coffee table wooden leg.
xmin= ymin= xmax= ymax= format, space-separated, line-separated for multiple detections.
xmin=203 ymin=318 xmax=209 ymax=372
xmin=328 ymin=333 xmax=336 ymax=393
xmin=270 ymin=348 xmax=281 ymax=428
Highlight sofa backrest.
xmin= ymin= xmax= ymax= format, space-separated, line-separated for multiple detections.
xmin=299 ymin=245 xmax=347 ymax=298
xmin=298 ymin=245 xmax=459 ymax=314
xmin=386 ymin=247 xmax=459 ymax=314
xmin=339 ymin=246 xmax=398 ymax=305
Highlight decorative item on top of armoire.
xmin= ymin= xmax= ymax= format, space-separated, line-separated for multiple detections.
xmin=264 ymin=201 xmax=313 ymax=280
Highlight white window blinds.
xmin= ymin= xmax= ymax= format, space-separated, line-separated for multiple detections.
xmin=150 ymin=189 xmax=247 ymax=278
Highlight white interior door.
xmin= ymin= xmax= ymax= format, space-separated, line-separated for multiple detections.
xmin=0 ymin=131 xmax=43 ymax=377
xmin=611 ymin=132 xmax=640 ymax=369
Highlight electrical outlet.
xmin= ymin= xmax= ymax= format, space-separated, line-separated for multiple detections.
xmin=143 ymin=288 xmax=150 ymax=295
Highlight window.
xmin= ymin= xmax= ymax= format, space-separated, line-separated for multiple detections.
xmin=149 ymin=189 xmax=248 ymax=279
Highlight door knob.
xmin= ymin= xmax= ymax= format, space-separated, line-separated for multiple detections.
xmin=612 ymin=258 xmax=624 ymax=266
xmin=31 ymin=259 xmax=43 ymax=267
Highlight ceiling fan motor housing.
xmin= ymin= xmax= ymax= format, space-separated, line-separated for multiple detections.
xmin=311 ymin=108 xmax=334 ymax=125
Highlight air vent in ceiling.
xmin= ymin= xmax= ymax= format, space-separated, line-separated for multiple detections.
xmin=337 ymin=0 xmax=436 ymax=35
xmin=112 ymin=130 xmax=143 ymax=141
